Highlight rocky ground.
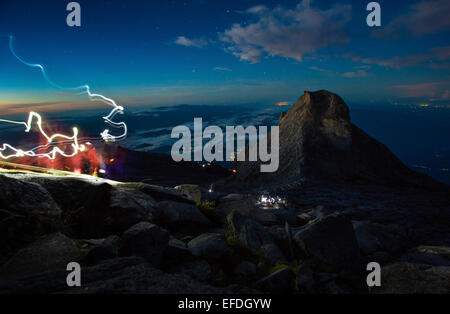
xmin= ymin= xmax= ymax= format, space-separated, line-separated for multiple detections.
xmin=0 ymin=90 xmax=449 ymax=294
xmin=0 ymin=167 xmax=448 ymax=294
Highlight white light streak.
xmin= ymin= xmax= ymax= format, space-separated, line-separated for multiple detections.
xmin=0 ymin=35 xmax=128 ymax=162
xmin=0 ymin=112 xmax=84 ymax=159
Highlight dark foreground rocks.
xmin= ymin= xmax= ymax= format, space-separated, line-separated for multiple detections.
xmin=371 ymin=262 xmax=450 ymax=294
xmin=0 ymin=167 xmax=449 ymax=294
xmin=0 ymin=257 xmax=234 ymax=294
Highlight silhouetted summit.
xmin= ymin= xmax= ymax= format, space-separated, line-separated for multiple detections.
xmin=237 ymin=90 xmax=445 ymax=188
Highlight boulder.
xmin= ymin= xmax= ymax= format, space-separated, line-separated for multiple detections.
xmin=188 ymin=233 xmax=231 ymax=260
xmin=0 ymin=174 xmax=60 ymax=214
xmin=175 ymin=184 xmax=202 ymax=203
xmin=83 ymin=235 xmax=123 ymax=265
xmin=19 ymin=176 xmax=114 ymax=238
xmin=121 ymin=222 xmax=169 ymax=267
xmin=0 ymin=232 xmax=80 ymax=280
xmin=293 ymin=214 xmax=360 ymax=272
xmin=255 ymin=268 xmax=293 ymax=293
xmin=163 ymin=236 xmax=194 ymax=266
xmin=227 ymin=210 xmax=286 ymax=263
xmin=17 ymin=175 xmax=108 ymax=214
xmin=353 ymin=220 xmax=408 ymax=256
xmin=399 ymin=246 xmax=450 ymax=267
xmin=15 ymin=174 xmax=117 ymax=238
xmin=371 ymin=262 xmax=450 ymax=294
xmin=118 ymin=182 xmax=194 ymax=204
xmin=157 ymin=201 xmax=210 ymax=230
xmin=108 ymin=186 xmax=159 ymax=233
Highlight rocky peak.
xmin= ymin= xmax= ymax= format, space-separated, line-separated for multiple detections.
xmin=282 ymin=90 xmax=350 ymax=124
xmin=279 ymin=90 xmax=352 ymax=150
xmin=236 ymin=90 xmax=446 ymax=189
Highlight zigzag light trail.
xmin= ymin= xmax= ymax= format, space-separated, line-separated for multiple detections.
xmin=0 ymin=112 xmax=84 ymax=159
xmin=0 ymin=35 xmax=128 ymax=161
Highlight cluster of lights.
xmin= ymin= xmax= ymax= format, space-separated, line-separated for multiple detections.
xmin=256 ymin=195 xmax=286 ymax=207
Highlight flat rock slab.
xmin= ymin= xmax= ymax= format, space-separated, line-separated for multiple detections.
xmin=0 ymin=257 xmax=232 ymax=294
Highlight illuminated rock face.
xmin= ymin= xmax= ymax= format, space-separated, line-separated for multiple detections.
xmin=237 ymin=90 xmax=441 ymax=188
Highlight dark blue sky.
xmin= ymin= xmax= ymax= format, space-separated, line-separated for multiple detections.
xmin=0 ymin=0 xmax=449 ymax=114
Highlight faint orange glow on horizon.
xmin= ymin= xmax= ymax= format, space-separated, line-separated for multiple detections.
xmin=275 ymin=101 xmax=290 ymax=106
xmin=0 ymin=100 xmax=113 ymax=116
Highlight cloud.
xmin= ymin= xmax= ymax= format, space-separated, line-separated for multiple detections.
xmin=380 ymin=0 xmax=450 ymax=37
xmin=394 ymin=82 xmax=450 ymax=99
xmin=213 ymin=67 xmax=232 ymax=72
xmin=347 ymin=46 xmax=450 ymax=70
xmin=430 ymin=90 xmax=450 ymax=101
xmin=219 ymin=0 xmax=352 ymax=63
xmin=308 ymin=65 xmax=371 ymax=78
xmin=309 ymin=66 xmax=331 ymax=73
xmin=174 ymin=36 xmax=208 ymax=48
xmin=0 ymin=100 xmax=96 ymax=115
xmin=342 ymin=70 xmax=369 ymax=78
xmin=443 ymin=90 xmax=450 ymax=100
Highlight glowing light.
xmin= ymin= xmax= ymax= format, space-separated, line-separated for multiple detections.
xmin=1 ymin=35 xmax=128 ymax=163
xmin=73 ymin=168 xmax=82 ymax=175
xmin=0 ymin=112 xmax=84 ymax=160
xmin=256 ymin=194 xmax=286 ymax=209
xmin=232 ymin=169 xmax=237 ymax=173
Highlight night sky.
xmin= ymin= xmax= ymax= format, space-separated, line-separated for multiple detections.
xmin=0 ymin=0 xmax=449 ymax=115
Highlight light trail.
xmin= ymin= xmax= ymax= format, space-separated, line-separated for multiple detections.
xmin=0 ymin=111 xmax=84 ymax=159
xmin=0 ymin=35 xmax=128 ymax=161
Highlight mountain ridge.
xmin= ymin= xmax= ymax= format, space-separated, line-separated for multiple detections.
xmin=236 ymin=90 xmax=448 ymax=190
